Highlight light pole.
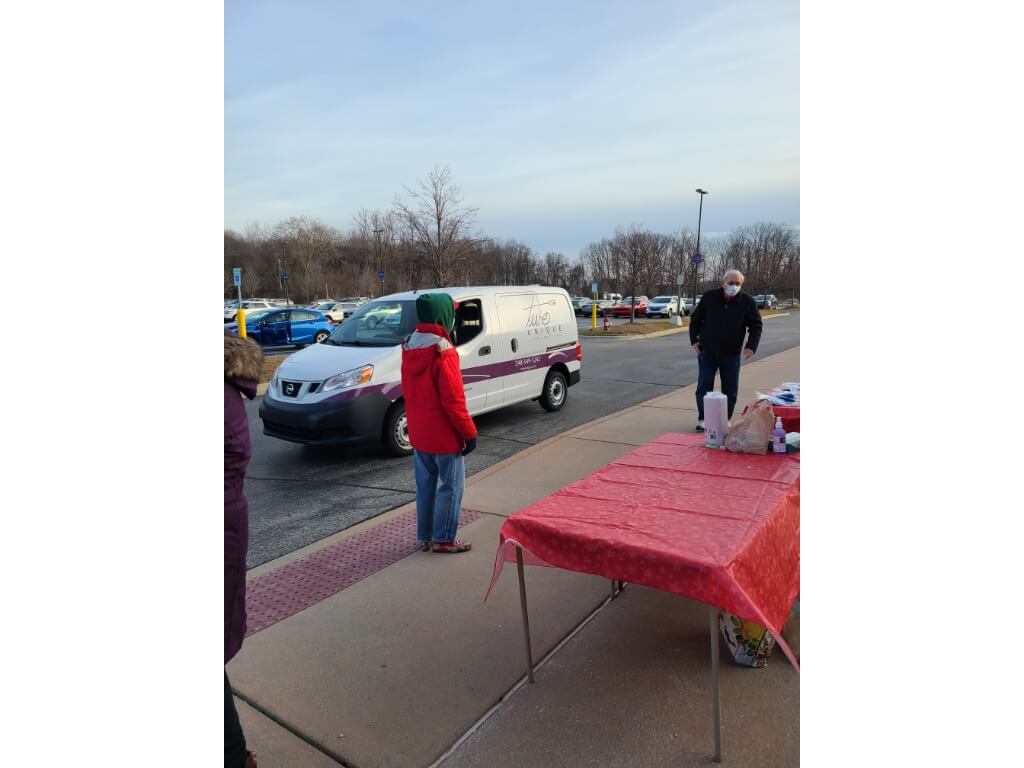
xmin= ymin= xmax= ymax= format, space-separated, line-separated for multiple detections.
xmin=373 ymin=228 xmax=385 ymax=296
xmin=692 ymin=189 xmax=708 ymax=309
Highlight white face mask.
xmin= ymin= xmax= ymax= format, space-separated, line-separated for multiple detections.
xmin=724 ymin=284 xmax=741 ymax=297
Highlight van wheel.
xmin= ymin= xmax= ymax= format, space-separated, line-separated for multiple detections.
xmin=382 ymin=402 xmax=413 ymax=457
xmin=539 ymin=370 xmax=568 ymax=412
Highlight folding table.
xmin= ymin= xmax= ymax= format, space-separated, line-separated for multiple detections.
xmin=487 ymin=433 xmax=800 ymax=762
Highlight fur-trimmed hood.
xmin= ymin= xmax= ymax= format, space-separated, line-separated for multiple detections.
xmin=225 ymin=332 xmax=262 ymax=399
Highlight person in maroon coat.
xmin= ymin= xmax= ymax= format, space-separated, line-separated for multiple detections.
xmin=224 ymin=332 xmax=261 ymax=768
xmin=401 ymin=294 xmax=478 ymax=553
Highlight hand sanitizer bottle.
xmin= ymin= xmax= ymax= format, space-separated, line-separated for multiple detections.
xmin=772 ymin=416 xmax=787 ymax=455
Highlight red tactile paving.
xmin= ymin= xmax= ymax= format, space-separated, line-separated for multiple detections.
xmin=245 ymin=508 xmax=482 ymax=637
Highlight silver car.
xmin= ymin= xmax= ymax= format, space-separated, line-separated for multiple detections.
xmin=644 ymin=295 xmax=680 ymax=318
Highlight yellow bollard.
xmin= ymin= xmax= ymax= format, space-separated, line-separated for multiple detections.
xmin=591 ymin=301 xmax=597 ymax=330
xmin=237 ymin=308 xmax=247 ymax=339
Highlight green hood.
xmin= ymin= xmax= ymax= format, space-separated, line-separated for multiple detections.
xmin=416 ymin=293 xmax=455 ymax=332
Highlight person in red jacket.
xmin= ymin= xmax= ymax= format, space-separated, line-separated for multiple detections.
xmin=401 ymin=293 xmax=478 ymax=553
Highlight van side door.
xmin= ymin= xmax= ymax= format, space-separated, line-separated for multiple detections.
xmin=495 ymin=292 xmax=568 ymax=405
xmin=451 ymin=297 xmax=500 ymax=413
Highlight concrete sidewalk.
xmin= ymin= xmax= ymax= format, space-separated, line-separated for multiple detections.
xmin=229 ymin=347 xmax=801 ymax=767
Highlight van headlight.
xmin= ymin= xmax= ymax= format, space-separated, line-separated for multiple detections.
xmin=322 ymin=365 xmax=374 ymax=392
xmin=270 ymin=370 xmax=280 ymax=390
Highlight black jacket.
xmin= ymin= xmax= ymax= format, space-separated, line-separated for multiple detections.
xmin=689 ymin=289 xmax=763 ymax=356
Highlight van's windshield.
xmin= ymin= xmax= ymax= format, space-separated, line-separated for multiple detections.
xmin=325 ymin=300 xmax=418 ymax=347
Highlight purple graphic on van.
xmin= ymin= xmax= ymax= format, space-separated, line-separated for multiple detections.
xmin=320 ymin=345 xmax=578 ymax=404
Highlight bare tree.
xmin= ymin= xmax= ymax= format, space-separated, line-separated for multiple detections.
xmin=581 ymin=238 xmax=616 ymax=295
xmin=778 ymin=243 xmax=800 ymax=303
xmin=270 ymin=217 xmax=338 ymax=302
xmin=352 ymin=209 xmax=402 ymax=295
xmin=666 ymin=229 xmax=697 ymax=298
xmin=641 ymin=233 xmax=672 ymax=295
xmin=567 ymin=261 xmax=586 ymax=295
xmin=543 ymin=252 xmax=569 ymax=288
xmin=609 ymin=225 xmax=653 ymax=322
xmin=752 ymin=222 xmax=797 ymax=299
xmin=393 ymin=166 xmax=478 ymax=287
xmin=718 ymin=222 xmax=798 ymax=298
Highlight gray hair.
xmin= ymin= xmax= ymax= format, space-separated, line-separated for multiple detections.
xmin=722 ymin=269 xmax=744 ymax=283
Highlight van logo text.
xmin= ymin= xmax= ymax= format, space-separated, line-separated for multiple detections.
xmin=523 ymin=296 xmax=561 ymax=337
xmin=524 ymin=296 xmax=557 ymax=328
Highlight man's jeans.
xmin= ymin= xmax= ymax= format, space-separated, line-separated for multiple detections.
xmin=696 ymin=350 xmax=742 ymax=420
xmin=413 ymin=450 xmax=466 ymax=543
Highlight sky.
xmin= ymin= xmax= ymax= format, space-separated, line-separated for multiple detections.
xmin=225 ymin=0 xmax=799 ymax=258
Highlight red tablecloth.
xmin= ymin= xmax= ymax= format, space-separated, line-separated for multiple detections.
xmin=772 ymin=404 xmax=800 ymax=433
xmin=488 ymin=433 xmax=800 ymax=669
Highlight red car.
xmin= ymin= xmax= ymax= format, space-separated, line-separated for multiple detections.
xmin=610 ymin=297 xmax=650 ymax=317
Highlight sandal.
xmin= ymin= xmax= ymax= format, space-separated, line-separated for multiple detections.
xmin=432 ymin=540 xmax=472 ymax=554
xmin=418 ymin=540 xmax=431 ymax=552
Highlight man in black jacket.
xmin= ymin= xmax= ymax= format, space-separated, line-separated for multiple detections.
xmin=689 ymin=269 xmax=763 ymax=431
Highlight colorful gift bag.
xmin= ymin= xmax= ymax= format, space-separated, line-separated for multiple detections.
xmin=718 ymin=612 xmax=776 ymax=667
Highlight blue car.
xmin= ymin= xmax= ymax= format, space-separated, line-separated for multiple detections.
xmin=226 ymin=308 xmax=335 ymax=347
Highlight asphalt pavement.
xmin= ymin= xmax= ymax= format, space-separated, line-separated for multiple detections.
xmin=242 ymin=312 xmax=800 ymax=567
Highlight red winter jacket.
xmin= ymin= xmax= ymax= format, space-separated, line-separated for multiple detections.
xmin=401 ymin=323 xmax=478 ymax=454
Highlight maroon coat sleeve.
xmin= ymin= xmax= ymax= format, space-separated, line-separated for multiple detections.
xmin=436 ymin=349 xmax=478 ymax=441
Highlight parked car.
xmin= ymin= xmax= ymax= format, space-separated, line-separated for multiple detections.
xmin=225 ymin=300 xmax=277 ymax=322
xmin=754 ymin=294 xmax=779 ymax=310
xmin=225 ymin=308 xmax=334 ymax=347
xmin=321 ymin=302 xmax=363 ymax=324
xmin=260 ymin=286 xmax=582 ymax=456
xmin=307 ymin=300 xmax=340 ymax=312
xmin=579 ymin=299 xmax=615 ymax=317
xmin=645 ymin=296 xmax=680 ymax=318
xmin=610 ymin=297 xmax=650 ymax=317
xmin=573 ymin=297 xmax=601 ymax=316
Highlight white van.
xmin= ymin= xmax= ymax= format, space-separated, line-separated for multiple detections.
xmin=259 ymin=286 xmax=582 ymax=456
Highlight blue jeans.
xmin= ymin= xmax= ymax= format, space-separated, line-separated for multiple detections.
xmin=413 ymin=450 xmax=465 ymax=543
xmin=696 ymin=350 xmax=742 ymax=419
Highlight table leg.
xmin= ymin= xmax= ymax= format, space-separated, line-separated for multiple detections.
xmin=710 ymin=606 xmax=722 ymax=762
xmin=516 ymin=546 xmax=535 ymax=684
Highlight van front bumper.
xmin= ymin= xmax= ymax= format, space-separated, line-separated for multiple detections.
xmin=259 ymin=391 xmax=393 ymax=445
